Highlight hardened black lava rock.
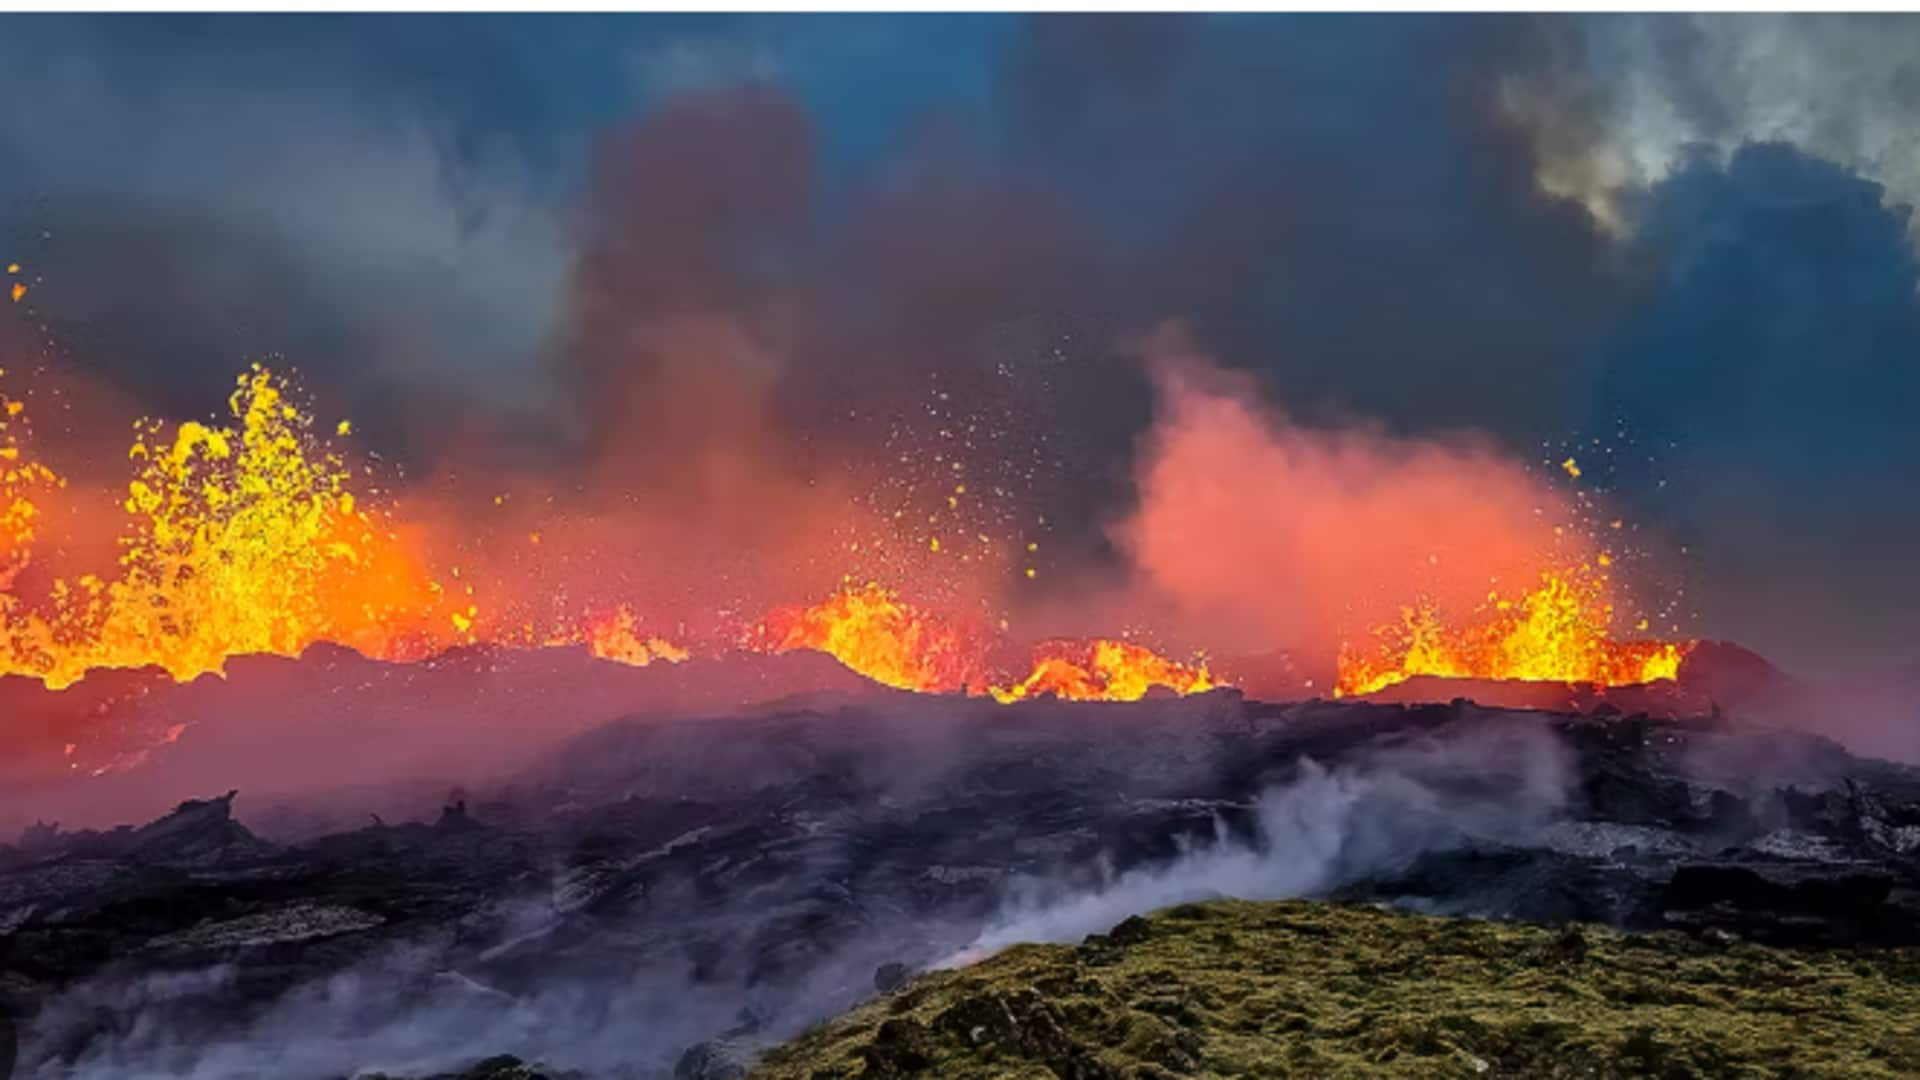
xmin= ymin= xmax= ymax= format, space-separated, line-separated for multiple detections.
xmin=2 ymin=692 xmax=1917 ymax=1078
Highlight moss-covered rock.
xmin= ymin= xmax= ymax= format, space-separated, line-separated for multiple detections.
xmin=752 ymin=899 xmax=1920 ymax=1079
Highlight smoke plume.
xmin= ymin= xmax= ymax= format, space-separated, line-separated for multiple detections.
xmin=1098 ymin=328 xmax=1605 ymax=678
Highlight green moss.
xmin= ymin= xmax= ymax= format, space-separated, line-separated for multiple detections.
xmin=752 ymin=900 xmax=1920 ymax=1079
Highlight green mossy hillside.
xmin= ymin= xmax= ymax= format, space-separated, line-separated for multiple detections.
xmin=752 ymin=899 xmax=1920 ymax=1080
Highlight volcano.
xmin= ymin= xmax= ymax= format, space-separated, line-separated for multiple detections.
xmin=5 ymin=11 xmax=1920 ymax=1078
xmin=0 ymin=362 xmax=1882 ymax=1078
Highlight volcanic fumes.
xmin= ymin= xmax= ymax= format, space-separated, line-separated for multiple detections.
xmin=1113 ymin=332 xmax=1689 ymax=699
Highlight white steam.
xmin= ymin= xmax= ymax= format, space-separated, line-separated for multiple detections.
xmin=961 ymin=719 xmax=1573 ymax=955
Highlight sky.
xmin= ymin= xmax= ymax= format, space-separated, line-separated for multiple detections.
xmin=0 ymin=13 xmax=1916 ymax=676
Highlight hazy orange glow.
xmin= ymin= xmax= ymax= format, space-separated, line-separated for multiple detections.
xmin=1335 ymin=566 xmax=1689 ymax=697
xmin=0 ymin=355 xmax=1693 ymax=719
xmin=1116 ymin=334 xmax=1692 ymax=702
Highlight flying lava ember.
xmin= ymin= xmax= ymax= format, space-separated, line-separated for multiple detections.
xmin=0 ymin=352 xmax=1689 ymax=731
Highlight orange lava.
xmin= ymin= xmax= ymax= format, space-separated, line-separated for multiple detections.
xmin=1 ymin=365 xmax=1210 ymax=705
xmin=0 ymin=370 xmax=61 ymax=589
xmin=988 ymin=638 xmax=1216 ymax=704
xmin=1334 ymin=566 xmax=1690 ymax=697
xmin=1 ymin=366 xmax=474 ymax=688
xmin=0 ymin=360 xmax=1690 ymax=716
xmin=748 ymin=582 xmax=994 ymax=693
xmin=580 ymin=605 xmax=691 ymax=668
xmin=749 ymin=582 xmax=1217 ymax=703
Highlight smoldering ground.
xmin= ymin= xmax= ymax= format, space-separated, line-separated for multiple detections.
xmin=20 ymin=901 xmax=941 ymax=1080
xmin=19 ymin=690 xmax=1918 ymax=1079
xmin=27 ymin=735 xmax=1556 ymax=1078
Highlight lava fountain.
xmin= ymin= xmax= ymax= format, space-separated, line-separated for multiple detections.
xmin=0 ymin=365 xmax=1218 ymax=710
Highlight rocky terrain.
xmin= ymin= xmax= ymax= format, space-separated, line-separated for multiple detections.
xmin=2 ymin=689 xmax=1918 ymax=1078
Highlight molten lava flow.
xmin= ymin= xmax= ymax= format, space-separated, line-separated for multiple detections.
xmin=2 ymin=366 xmax=474 ymax=687
xmin=988 ymin=638 xmax=1216 ymax=704
xmin=580 ymin=605 xmax=690 ymax=667
xmin=751 ymin=582 xmax=1220 ymax=702
xmin=749 ymin=582 xmax=994 ymax=693
xmin=1334 ymin=567 xmax=1689 ymax=697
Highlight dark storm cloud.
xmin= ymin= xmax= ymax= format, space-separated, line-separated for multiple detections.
xmin=551 ymin=15 xmax=1632 ymax=547
xmin=557 ymin=79 xmax=1135 ymax=548
xmin=983 ymin=15 xmax=1920 ymax=672
xmin=0 ymin=15 xmax=582 ymax=460
xmin=997 ymin=14 xmax=1622 ymax=440
xmin=1595 ymin=142 xmax=1920 ymax=671
xmin=0 ymin=14 xmax=1013 ymax=462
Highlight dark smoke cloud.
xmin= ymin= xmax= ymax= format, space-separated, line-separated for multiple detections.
xmin=2 ymin=13 xmax=1918 ymax=674
xmin=0 ymin=16 xmax=575 ymax=463
xmin=999 ymin=14 xmax=1622 ymax=438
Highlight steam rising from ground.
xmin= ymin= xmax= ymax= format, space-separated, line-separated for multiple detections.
xmin=964 ymin=719 xmax=1571 ymax=954
xmin=26 ymin=914 xmax=920 ymax=1080
xmin=17 ymin=705 xmax=1584 ymax=1080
